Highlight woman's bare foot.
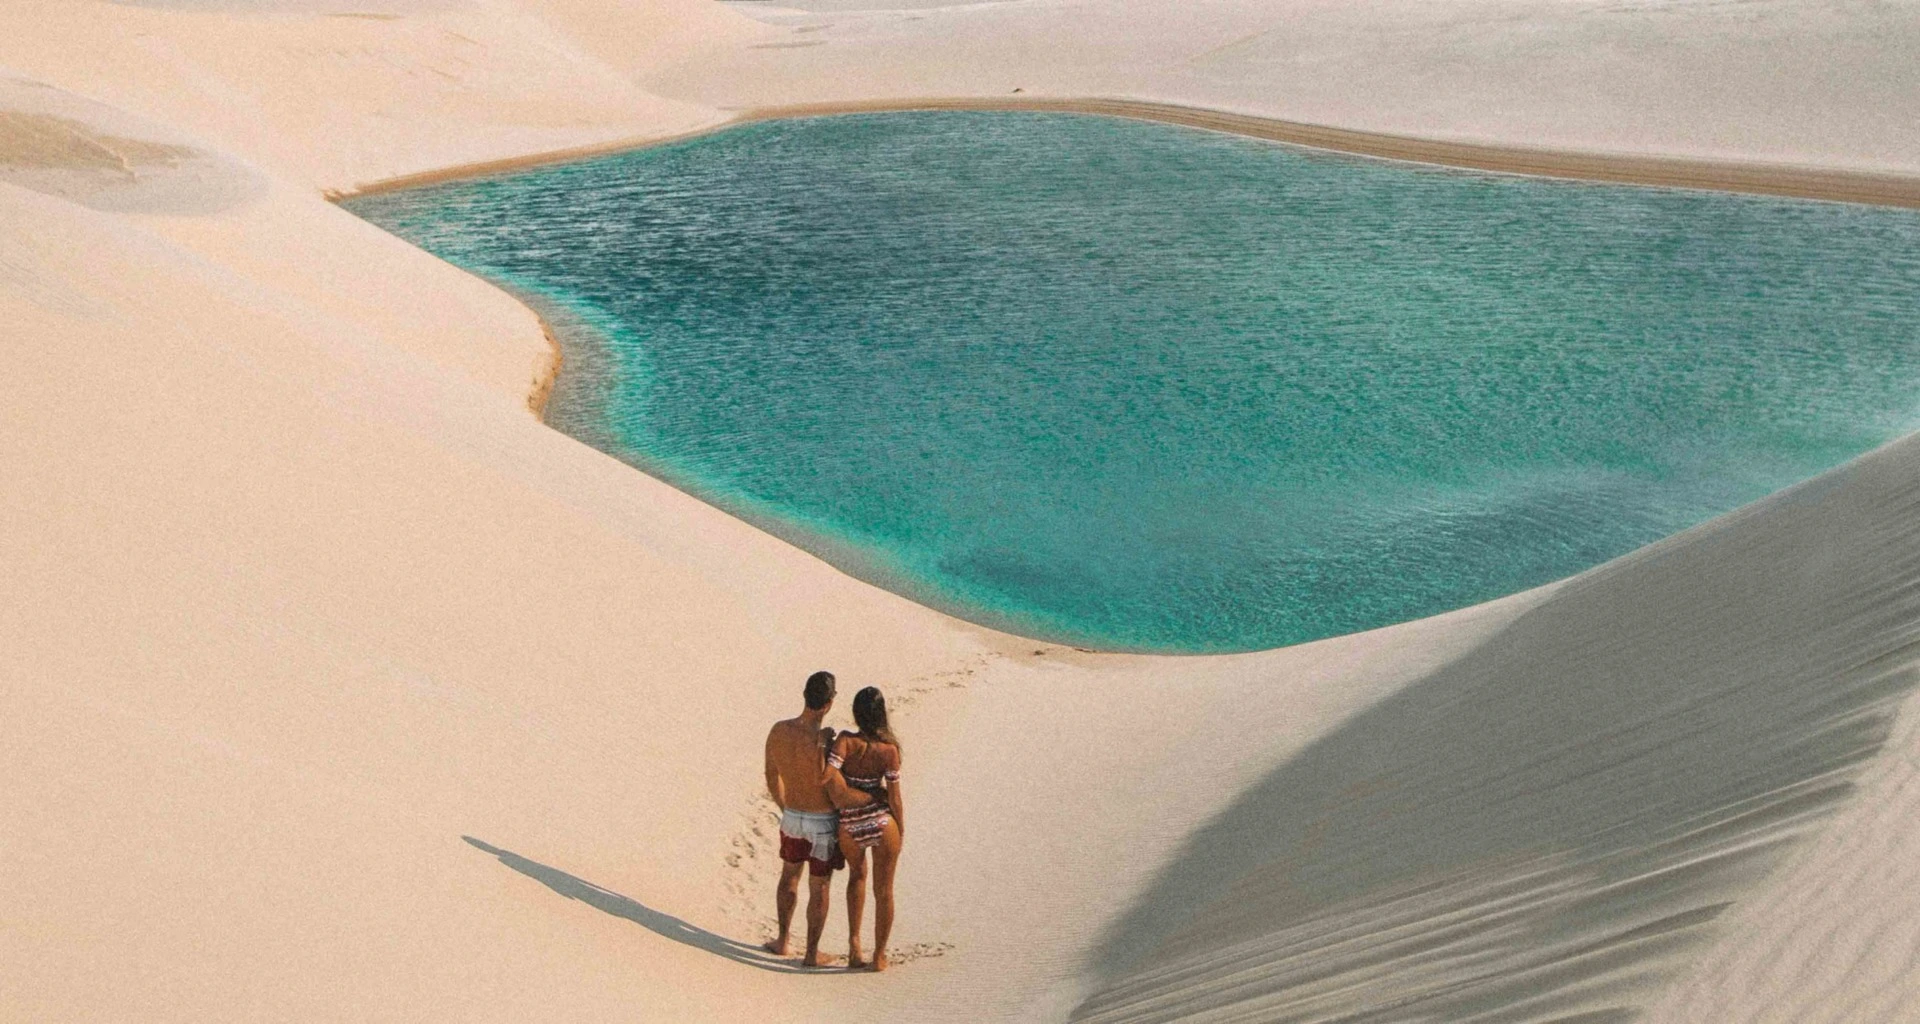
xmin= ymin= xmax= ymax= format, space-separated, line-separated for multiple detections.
xmin=764 ymin=938 xmax=790 ymax=957
xmin=870 ymin=951 xmax=890 ymax=973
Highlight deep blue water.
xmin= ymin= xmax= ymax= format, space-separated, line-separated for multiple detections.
xmin=347 ymin=112 xmax=1920 ymax=652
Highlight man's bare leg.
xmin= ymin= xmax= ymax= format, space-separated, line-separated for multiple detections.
xmin=843 ymin=839 xmax=869 ymax=968
xmin=869 ymin=821 xmax=903 ymax=971
xmin=766 ymin=860 xmax=804 ymax=955
xmin=803 ymin=871 xmax=833 ymax=967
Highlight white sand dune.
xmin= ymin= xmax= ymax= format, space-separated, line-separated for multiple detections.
xmin=5 ymin=2 xmax=1920 ymax=1021
xmin=1073 ymin=438 xmax=1920 ymax=1022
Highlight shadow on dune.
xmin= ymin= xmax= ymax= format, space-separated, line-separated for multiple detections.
xmin=461 ymin=836 xmax=812 ymax=974
xmin=1074 ymin=437 xmax=1920 ymax=1023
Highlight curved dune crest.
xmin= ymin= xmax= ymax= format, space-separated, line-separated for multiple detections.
xmin=1074 ymin=436 xmax=1920 ymax=1021
xmin=0 ymin=77 xmax=264 ymax=213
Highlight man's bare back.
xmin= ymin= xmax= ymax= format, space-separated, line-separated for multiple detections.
xmin=764 ymin=671 xmax=843 ymax=965
xmin=765 ymin=716 xmax=836 ymax=814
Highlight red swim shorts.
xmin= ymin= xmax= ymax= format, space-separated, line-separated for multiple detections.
xmin=779 ymin=832 xmax=844 ymax=877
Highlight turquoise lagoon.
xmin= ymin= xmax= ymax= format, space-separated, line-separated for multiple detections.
xmin=347 ymin=112 xmax=1920 ymax=653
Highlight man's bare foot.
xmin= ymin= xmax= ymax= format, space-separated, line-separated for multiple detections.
xmin=870 ymin=951 xmax=890 ymax=973
xmin=802 ymin=951 xmax=832 ymax=968
xmin=846 ymin=942 xmax=866 ymax=969
xmin=764 ymin=938 xmax=791 ymax=957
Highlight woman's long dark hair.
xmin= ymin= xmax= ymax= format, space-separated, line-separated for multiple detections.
xmin=852 ymin=686 xmax=901 ymax=751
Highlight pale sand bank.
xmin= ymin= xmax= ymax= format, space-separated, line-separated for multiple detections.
xmin=6 ymin=1 xmax=1920 ymax=1021
xmin=741 ymin=99 xmax=1920 ymax=209
xmin=342 ymin=96 xmax=1920 ymax=211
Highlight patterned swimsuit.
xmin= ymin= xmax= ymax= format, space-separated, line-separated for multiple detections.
xmin=829 ymin=736 xmax=900 ymax=849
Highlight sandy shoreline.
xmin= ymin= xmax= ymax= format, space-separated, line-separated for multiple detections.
xmin=341 ymin=96 xmax=1920 ymax=211
xmin=744 ymin=98 xmax=1920 ymax=208
xmin=528 ymin=319 xmax=564 ymax=418
xmin=329 ymin=118 xmax=737 ymax=201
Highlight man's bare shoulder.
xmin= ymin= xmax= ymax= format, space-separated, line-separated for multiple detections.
xmin=767 ymin=717 xmax=818 ymax=746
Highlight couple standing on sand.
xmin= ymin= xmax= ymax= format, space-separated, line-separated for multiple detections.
xmin=763 ymin=670 xmax=906 ymax=970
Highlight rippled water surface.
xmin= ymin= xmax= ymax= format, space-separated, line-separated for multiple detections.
xmin=348 ymin=112 xmax=1920 ymax=652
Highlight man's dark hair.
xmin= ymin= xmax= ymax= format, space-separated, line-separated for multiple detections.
xmin=803 ymin=670 xmax=837 ymax=710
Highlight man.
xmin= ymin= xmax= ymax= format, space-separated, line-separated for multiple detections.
xmin=763 ymin=670 xmax=843 ymax=966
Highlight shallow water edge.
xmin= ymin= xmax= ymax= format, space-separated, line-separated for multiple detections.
xmin=336 ymin=96 xmax=1920 ymax=209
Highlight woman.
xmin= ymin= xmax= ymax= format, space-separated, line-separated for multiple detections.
xmin=825 ymin=686 xmax=905 ymax=971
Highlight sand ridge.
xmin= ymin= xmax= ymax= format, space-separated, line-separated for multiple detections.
xmin=1073 ymin=432 xmax=1920 ymax=1020
xmin=0 ymin=76 xmax=265 ymax=214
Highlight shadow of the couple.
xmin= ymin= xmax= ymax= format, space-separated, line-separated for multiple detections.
xmin=461 ymin=835 xmax=813 ymax=974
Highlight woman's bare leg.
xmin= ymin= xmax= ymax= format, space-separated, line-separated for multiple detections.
xmin=869 ymin=819 xmax=903 ymax=972
xmin=841 ymin=826 xmax=868 ymax=968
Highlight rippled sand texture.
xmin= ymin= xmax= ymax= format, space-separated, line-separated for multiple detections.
xmin=349 ymin=111 xmax=1920 ymax=652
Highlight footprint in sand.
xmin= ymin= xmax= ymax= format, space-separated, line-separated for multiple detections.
xmin=888 ymin=941 xmax=956 ymax=964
